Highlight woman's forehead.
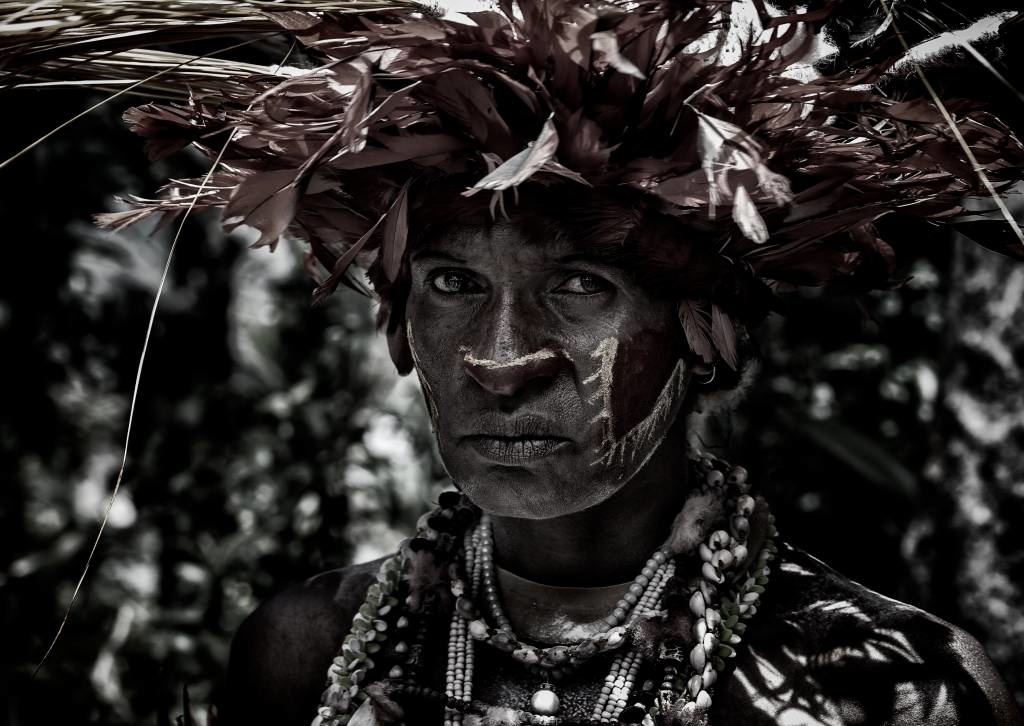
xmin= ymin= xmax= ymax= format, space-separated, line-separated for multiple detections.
xmin=411 ymin=218 xmax=613 ymax=266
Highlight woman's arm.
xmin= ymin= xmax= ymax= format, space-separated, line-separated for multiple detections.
xmin=219 ymin=561 xmax=382 ymax=726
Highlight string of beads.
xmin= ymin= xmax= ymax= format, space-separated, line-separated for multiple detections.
xmin=315 ymin=454 xmax=776 ymax=726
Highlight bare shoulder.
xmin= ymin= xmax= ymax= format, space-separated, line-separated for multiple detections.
xmin=218 ymin=556 xmax=389 ymax=726
xmin=716 ymin=542 xmax=1022 ymax=726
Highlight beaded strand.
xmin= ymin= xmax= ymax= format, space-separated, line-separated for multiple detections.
xmin=455 ymin=516 xmax=674 ymax=678
xmin=590 ymin=559 xmax=675 ymax=723
xmin=317 ymin=454 xmax=777 ymax=726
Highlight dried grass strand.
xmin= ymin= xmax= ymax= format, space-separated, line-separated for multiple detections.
xmin=30 ymin=44 xmax=279 ymax=673
xmin=879 ymin=0 xmax=1024 ymax=249
xmin=0 ymin=36 xmax=265 ymax=171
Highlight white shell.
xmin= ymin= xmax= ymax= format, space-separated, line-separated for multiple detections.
xmin=701 ymin=562 xmax=724 ymax=584
xmin=711 ymin=549 xmax=734 ymax=570
xmin=513 ymin=647 xmax=539 ymax=665
xmin=606 ymin=626 xmax=627 ymax=647
xmin=698 ymin=543 xmax=714 ymax=562
xmin=469 ymin=619 xmax=489 ymax=639
xmin=694 ymin=617 xmax=708 ymax=641
xmin=689 ymin=590 xmax=706 ymax=617
xmin=689 ymin=643 xmax=707 ymax=671
xmin=530 ymin=688 xmax=561 ymax=716
xmin=732 ymin=544 xmax=749 ymax=564
xmin=702 ymin=632 xmax=719 ymax=652
xmin=696 ymin=689 xmax=713 ymax=710
xmin=709 ymin=530 xmax=730 ymax=550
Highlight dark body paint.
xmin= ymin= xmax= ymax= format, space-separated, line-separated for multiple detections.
xmin=218 ymin=544 xmax=1022 ymax=726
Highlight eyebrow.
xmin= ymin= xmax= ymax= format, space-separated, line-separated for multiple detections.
xmin=553 ymin=251 xmax=614 ymax=265
xmin=409 ymin=250 xmax=468 ymax=265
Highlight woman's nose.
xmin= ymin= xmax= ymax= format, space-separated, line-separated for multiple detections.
xmin=461 ymin=294 xmax=564 ymax=397
xmin=463 ymin=347 xmax=564 ymax=397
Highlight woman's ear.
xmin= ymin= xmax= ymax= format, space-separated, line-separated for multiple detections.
xmin=383 ymin=304 xmax=414 ymax=375
xmin=685 ymin=336 xmax=761 ymax=455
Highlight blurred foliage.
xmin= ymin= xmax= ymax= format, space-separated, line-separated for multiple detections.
xmin=0 ymin=89 xmax=445 ymax=725
xmin=1 ymin=88 xmax=1021 ymax=725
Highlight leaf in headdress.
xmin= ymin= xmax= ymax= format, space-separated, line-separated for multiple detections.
xmin=95 ymin=205 xmax=167 ymax=231
xmin=417 ymin=70 xmax=513 ymax=150
xmin=710 ymin=303 xmax=738 ymax=370
xmin=733 ymin=184 xmax=769 ymax=244
xmin=383 ymin=180 xmax=412 ymax=282
xmin=331 ymin=133 xmax=467 ymax=169
xmin=463 ymin=115 xmax=560 ymax=195
xmin=590 ymin=30 xmax=646 ymax=79
xmin=849 ymin=224 xmax=896 ymax=273
xmin=223 ymin=169 xmax=303 ymax=250
xmin=558 ymin=108 xmax=615 ymax=172
xmin=342 ymin=58 xmax=375 ymax=154
xmin=313 ymin=211 xmax=387 ymax=303
xmin=953 ymin=219 xmax=1024 ymax=262
xmin=693 ymin=108 xmax=774 ymax=216
xmin=678 ymin=300 xmax=715 ymax=364
xmin=458 ymin=60 xmax=541 ymax=115
xmin=695 ymin=110 xmax=741 ymax=215
xmin=463 ymin=10 xmax=513 ymax=45
xmin=651 ymin=171 xmax=711 ymax=208
xmin=886 ymin=100 xmax=945 ymax=124
xmin=538 ymin=160 xmax=591 ymax=187
xmin=755 ymin=167 xmax=793 ymax=207
xmin=122 ymin=104 xmax=201 ymax=162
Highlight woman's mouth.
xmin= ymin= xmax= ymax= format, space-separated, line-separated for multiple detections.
xmin=464 ymin=435 xmax=572 ymax=464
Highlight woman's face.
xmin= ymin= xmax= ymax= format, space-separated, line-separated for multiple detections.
xmin=397 ymin=219 xmax=693 ymax=519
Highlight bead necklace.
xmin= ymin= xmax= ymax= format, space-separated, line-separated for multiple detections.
xmin=452 ymin=515 xmax=674 ymax=680
xmin=316 ymin=453 xmax=778 ymax=726
xmin=443 ymin=528 xmax=676 ymax=726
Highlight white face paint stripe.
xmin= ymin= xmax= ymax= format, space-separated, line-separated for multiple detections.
xmin=459 ymin=346 xmax=562 ymax=369
xmin=582 ymin=337 xmax=618 ymax=437
xmin=593 ymin=359 xmax=688 ymax=474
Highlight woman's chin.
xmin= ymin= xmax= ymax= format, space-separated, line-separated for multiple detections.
xmin=459 ymin=477 xmax=615 ymax=520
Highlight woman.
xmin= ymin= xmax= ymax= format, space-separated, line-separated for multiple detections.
xmin=5 ymin=0 xmax=1022 ymax=723
xmin=221 ymin=188 xmax=1023 ymax=725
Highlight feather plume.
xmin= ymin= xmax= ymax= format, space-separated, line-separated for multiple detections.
xmin=678 ymin=300 xmax=715 ymax=365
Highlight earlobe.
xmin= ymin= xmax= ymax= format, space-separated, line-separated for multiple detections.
xmin=385 ymin=311 xmax=415 ymax=375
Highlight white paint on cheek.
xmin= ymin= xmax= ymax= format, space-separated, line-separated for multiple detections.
xmin=593 ymin=359 xmax=689 ymax=476
xmin=582 ymin=337 xmax=618 ymax=440
xmin=459 ymin=346 xmax=561 ymax=369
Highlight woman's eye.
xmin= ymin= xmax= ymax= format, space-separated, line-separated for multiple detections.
xmin=429 ymin=271 xmax=479 ymax=294
xmin=555 ymin=273 xmax=610 ymax=295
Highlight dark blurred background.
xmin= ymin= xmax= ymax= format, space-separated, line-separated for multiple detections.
xmin=3 ymin=28 xmax=1024 ymax=725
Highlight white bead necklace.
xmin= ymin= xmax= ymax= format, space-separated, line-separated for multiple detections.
xmin=433 ymin=454 xmax=778 ymax=726
xmin=444 ymin=517 xmax=675 ymax=724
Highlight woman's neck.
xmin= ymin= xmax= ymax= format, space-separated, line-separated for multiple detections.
xmin=488 ymin=437 xmax=690 ymax=587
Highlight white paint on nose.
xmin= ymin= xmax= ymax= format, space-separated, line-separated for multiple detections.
xmin=460 ymin=346 xmax=562 ymax=369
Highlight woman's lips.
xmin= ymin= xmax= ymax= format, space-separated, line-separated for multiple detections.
xmin=464 ymin=435 xmax=572 ymax=464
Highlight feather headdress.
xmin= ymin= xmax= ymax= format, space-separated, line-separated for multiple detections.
xmin=4 ymin=0 xmax=1023 ymax=368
